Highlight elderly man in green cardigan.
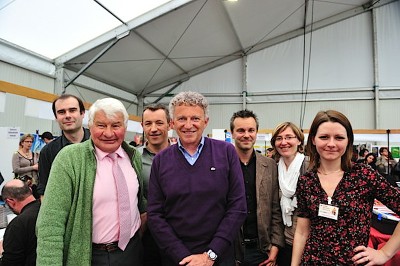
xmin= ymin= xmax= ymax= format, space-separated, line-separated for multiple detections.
xmin=36 ymin=98 xmax=146 ymax=266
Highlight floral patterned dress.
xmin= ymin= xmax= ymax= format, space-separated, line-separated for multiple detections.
xmin=296 ymin=163 xmax=400 ymax=265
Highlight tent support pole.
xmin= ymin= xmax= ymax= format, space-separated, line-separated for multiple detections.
xmin=64 ymin=38 xmax=122 ymax=89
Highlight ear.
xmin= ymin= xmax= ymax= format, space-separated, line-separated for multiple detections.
xmin=6 ymin=198 xmax=15 ymax=207
xmin=204 ymin=117 xmax=209 ymax=127
xmin=312 ymin=136 xmax=316 ymax=145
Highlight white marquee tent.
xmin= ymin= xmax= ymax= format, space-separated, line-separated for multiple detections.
xmin=0 ymin=0 xmax=399 ymax=132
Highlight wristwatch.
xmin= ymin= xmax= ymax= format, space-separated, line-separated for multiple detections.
xmin=206 ymin=249 xmax=218 ymax=261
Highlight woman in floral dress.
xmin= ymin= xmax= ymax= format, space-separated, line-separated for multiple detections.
xmin=292 ymin=110 xmax=400 ymax=265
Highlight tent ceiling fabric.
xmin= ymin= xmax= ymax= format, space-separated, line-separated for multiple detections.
xmin=61 ymin=0 xmax=375 ymax=99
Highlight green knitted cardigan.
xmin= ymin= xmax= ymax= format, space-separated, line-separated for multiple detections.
xmin=36 ymin=139 xmax=145 ymax=266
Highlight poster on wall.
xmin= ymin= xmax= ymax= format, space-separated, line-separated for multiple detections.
xmin=0 ymin=127 xmax=20 ymax=188
xmin=391 ymin=147 xmax=399 ymax=159
xmin=371 ymin=147 xmax=379 ymax=157
xmin=7 ymin=127 xmax=20 ymax=139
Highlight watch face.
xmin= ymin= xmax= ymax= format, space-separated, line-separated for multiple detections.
xmin=207 ymin=250 xmax=217 ymax=260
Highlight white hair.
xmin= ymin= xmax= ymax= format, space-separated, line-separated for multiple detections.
xmin=88 ymin=98 xmax=128 ymax=126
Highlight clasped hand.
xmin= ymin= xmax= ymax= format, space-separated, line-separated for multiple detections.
xmin=179 ymin=253 xmax=214 ymax=266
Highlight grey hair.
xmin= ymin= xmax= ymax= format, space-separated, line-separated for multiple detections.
xmin=1 ymin=180 xmax=31 ymax=201
xmin=169 ymin=91 xmax=209 ymax=119
xmin=88 ymin=98 xmax=128 ymax=127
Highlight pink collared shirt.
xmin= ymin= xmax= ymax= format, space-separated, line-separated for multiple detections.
xmin=92 ymin=146 xmax=140 ymax=244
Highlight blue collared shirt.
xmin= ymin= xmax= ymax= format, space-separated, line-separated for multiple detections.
xmin=178 ymin=137 xmax=205 ymax=165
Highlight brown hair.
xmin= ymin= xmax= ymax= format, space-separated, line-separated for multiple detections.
xmin=271 ymin=122 xmax=304 ymax=159
xmin=143 ymin=103 xmax=171 ymax=123
xmin=52 ymin=94 xmax=85 ymax=117
xmin=306 ymin=110 xmax=354 ymax=171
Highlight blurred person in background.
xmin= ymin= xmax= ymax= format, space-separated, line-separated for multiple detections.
xmin=266 ymin=148 xmax=274 ymax=159
xmin=12 ymin=134 xmax=39 ymax=198
xmin=356 ymin=148 xmax=369 ymax=163
xmin=0 ymin=179 xmax=40 ymax=266
xmin=376 ymin=147 xmax=396 ymax=177
xmin=363 ymin=152 xmax=377 ymax=171
xmin=40 ymin=131 xmax=54 ymax=144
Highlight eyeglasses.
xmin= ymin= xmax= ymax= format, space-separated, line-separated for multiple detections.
xmin=275 ymin=136 xmax=297 ymax=142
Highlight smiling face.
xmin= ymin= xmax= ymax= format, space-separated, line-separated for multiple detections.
xmin=232 ymin=117 xmax=257 ymax=152
xmin=312 ymin=121 xmax=348 ymax=164
xmin=90 ymin=110 xmax=126 ymax=153
xmin=142 ymin=108 xmax=170 ymax=149
xmin=171 ymin=104 xmax=208 ymax=149
xmin=54 ymin=97 xmax=84 ymax=134
xmin=274 ymin=126 xmax=301 ymax=160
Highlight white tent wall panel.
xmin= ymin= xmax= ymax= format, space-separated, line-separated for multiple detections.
xmin=247 ymin=12 xmax=373 ymax=94
xmin=377 ymin=99 xmax=400 ymax=129
xmin=286 ymin=100 xmax=375 ymax=130
xmin=376 ymin=1 xmax=400 ymax=86
xmin=62 ymin=82 xmax=138 ymax=115
xmin=178 ymin=59 xmax=243 ymax=94
xmin=205 ymin=104 xmax=243 ymax=135
xmin=306 ymin=13 xmax=373 ymax=89
xmin=65 ymin=69 xmax=139 ymax=107
xmin=0 ymin=40 xmax=55 ymax=76
xmin=0 ymin=61 xmax=54 ymax=94
xmin=204 ymin=99 xmax=375 ymax=137
xmin=145 ymin=59 xmax=244 ymax=104
xmin=206 ymin=99 xmax=374 ymax=134
xmin=0 ymin=93 xmax=53 ymax=135
xmin=247 ymin=34 xmax=304 ymax=93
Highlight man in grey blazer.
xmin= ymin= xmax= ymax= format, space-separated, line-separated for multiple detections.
xmin=230 ymin=109 xmax=284 ymax=266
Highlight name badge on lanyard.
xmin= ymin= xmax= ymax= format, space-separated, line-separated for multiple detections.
xmin=318 ymin=196 xmax=339 ymax=220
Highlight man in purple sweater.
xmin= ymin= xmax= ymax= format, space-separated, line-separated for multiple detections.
xmin=148 ymin=91 xmax=247 ymax=266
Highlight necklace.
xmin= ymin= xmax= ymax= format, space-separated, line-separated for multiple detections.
xmin=20 ymin=150 xmax=30 ymax=158
xmin=317 ymin=169 xmax=342 ymax=175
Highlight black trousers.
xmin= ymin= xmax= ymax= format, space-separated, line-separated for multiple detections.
xmin=277 ymin=243 xmax=292 ymax=266
xmin=91 ymin=233 xmax=143 ymax=266
xmin=142 ymin=229 xmax=162 ymax=266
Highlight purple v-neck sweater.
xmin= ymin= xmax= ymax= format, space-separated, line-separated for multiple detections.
xmin=148 ymin=137 xmax=247 ymax=264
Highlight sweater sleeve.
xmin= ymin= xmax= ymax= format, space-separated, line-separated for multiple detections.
xmin=207 ymin=144 xmax=247 ymax=256
xmin=36 ymin=150 xmax=74 ymax=266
